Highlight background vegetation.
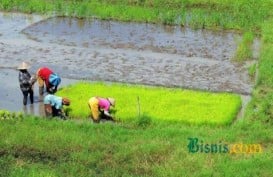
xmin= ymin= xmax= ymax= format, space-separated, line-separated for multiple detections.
xmin=0 ymin=0 xmax=272 ymax=31
xmin=1 ymin=0 xmax=273 ymax=176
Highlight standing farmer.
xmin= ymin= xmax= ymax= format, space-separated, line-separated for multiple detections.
xmin=33 ymin=67 xmax=61 ymax=95
xmin=18 ymin=62 xmax=34 ymax=105
xmin=88 ymin=97 xmax=115 ymax=123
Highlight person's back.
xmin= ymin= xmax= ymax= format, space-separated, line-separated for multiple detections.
xmin=35 ymin=67 xmax=61 ymax=95
xmin=38 ymin=67 xmax=53 ymax=83
xmin=19 ymin=70 xmax=31 ymax=92
xmin=98 ymin=97 xmax=111 ymax=111
xmin=44 ymin=94 xmax=70 ymax=119
xmin=44 ymin=94 xmax=63 ymax=114
xmin=88 ymin=97 xmax=115 ymax=123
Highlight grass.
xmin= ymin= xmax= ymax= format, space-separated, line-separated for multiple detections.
xmin=0 ymin=112 xmax=272 ymax=176
xmin=248 ymin=63 xmax=256 ymax=79
xmin=1 ymin=0 xmax=273 ymax=176
xmin=233 ymin=31 xmax=254 ymax=62
xmin=56 ymin=82 xmax=241 ymax=125
xmin=0 ymin=0 xmax=272 ymax=31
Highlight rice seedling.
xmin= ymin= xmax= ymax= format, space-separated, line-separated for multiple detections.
xmin=0 ymin=110 xmax=24 ymax=120
xmin=1 ymin=0 xmax=271 ymax=31
xmin=233 ymin=32 xmax=254 ymax=62
xmin=56 ymin=82 xmax=241 ymax=125
xmin=248 ymin=63 xmax=256 ymax=79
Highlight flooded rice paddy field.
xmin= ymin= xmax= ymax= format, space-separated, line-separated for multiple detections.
xmin=0 ymin=12 xmax=257 ymax=116
xmin=0 ymin=68 xmax=77 ymax=116
xmin=23 ymin=17 xmax=240 ymax=60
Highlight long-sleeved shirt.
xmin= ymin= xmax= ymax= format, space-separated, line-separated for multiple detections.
xmin=18 ymin=70 xmax=32 ymax=92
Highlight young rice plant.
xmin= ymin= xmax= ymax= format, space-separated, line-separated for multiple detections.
xmin=57 ymin=82 xmax=241 ymax=125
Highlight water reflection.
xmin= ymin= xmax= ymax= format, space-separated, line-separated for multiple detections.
xmin=23 ymin=104 xmax=34 ymax=115
xmin=22 ymin=97 xmax=45 ymax=117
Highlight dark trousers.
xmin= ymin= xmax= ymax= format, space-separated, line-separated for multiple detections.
xmin=52 ymin=107 xmax=66 ymax=119
xmin=22 ymin=89 xmax=34 ymax=105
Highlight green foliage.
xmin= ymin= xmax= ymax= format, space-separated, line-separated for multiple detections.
xmin=233 ymin=32 xmax=254 ymax=62
xmin=159 ymin=10 xmax=177 ymax=25
xmin=0 ymin=0 xmax=13 ymax=10
xmin=258 ymin=55 xmax=273 ymax=86
xmin=0 ymin=115 xmax=272 ymax=176
xmin=248 ymin=63 xmax=256 ymax=79
xmin=0 ymin=156 xmax=13 ymax=177
xmin=57 ymin=82 xmax=241 ymax=125
xmin=0 ymin=0 xmax=272 ymax=30
xmin=245 ymin=87 xmax=273 ymax=125
xmin=135 ymin=113 xmax=152 ymax=128
xmin=262 ymin=20 xmax=273 ymax=44
xmin=0 ymin=110 xmax=24 ymax=120
xmin=258 ymin=20 xmax=273 ymax=87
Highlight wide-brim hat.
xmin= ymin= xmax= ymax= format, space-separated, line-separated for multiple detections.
xmin=49 ymin=73 xmax=61 ymax=86
xmin=17 ymin=62 xmax=30 ymax=70
xmin=107 ymin=97 xmax=115 ymax=107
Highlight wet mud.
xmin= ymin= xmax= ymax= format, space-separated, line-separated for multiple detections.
xmin=22 ymin=17 xmax=241 ymax=60
xmin=0 ymin=12 xmax=258 ymax=116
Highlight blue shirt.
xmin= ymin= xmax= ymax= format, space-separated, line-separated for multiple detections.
xmin=44 ymin=94 xmax=62 ymax=109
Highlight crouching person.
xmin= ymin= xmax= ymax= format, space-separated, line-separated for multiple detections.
xmin=44 ymin=94 xmax=70 ymax=119
xmin=88 ymin=97 xmax=115 ymax=123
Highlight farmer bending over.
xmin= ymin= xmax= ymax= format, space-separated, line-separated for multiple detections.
xmin=44 ymin=94 xmax=70 ymax=119
xmin=32 ymin=67 xmax=61 ymax=95
xmin=88 ymin=97 xmax=115 ymax=123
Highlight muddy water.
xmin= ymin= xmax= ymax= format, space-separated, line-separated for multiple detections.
xmin=0 ymin=12 xmax=257 ymax=116
xmin=22 ymin=17 xmax=240 ymax=60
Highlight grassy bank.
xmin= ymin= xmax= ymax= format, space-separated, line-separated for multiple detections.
xmin=0 ymin=0 xmax=272 ymax=31
xmin=1 ymin=0 xmax=273 ymax=176
xmin=0 ymin=113 xmax=272 ymax=177
xmin=56 ymin=82 xmax=241 ymax=125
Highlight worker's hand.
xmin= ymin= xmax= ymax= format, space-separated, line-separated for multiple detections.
xmin=48 ymin=86 xmax=57 ymax=94
xmin=103 ymin=110 xmax=112 ymax=117
xmin=59 ymin=111 xmax=67 ymax=120
xmin=30 ymin=75 xmax=37 ymax=85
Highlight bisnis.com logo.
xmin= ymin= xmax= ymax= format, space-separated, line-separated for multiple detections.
xmin=187 ymin=137 xmax=262 ymax=154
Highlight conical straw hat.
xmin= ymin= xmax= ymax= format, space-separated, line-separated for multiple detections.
xmin=17 ymin=62 xmax=30 ymax=70
xmin=107 ymin=97 xmax=115 ymax=107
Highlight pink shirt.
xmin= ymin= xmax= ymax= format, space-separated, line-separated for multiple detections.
xmin=98 ymin=98 xmax=111 ymax=111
